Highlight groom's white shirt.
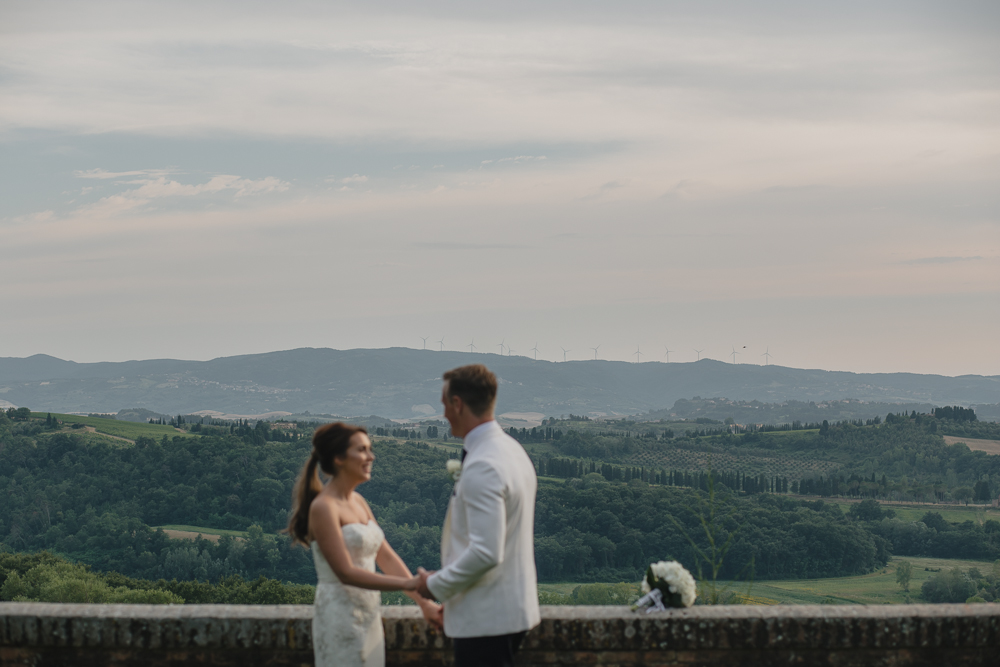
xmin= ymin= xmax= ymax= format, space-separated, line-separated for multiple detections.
xmin=426 ymin=420 xmax=540 ymax=638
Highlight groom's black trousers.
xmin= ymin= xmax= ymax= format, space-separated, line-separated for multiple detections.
xmin=453 ymin=631 xmax=526 ymax=667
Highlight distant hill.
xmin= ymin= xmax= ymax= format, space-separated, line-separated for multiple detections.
xmin=1 ymin=348 xmax=998 ymax=419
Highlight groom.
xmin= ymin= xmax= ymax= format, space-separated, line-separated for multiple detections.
xmin=416 ymin=363 xmax=540 ymax=667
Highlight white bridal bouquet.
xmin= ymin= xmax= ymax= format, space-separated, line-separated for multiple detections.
xmin=633 ymin=560 xmax=697 ymax=612
xmin=446 ymin=459 xmax=462 ymax=482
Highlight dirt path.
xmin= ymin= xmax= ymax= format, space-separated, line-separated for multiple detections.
xmin=67 ymin=426 xmax=135 ymax=444
xmin=943 ymin=436 xmax=1000 ymax=455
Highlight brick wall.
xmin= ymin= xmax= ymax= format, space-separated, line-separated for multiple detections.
xmin=2 ymin=602 xmax=998 ymax=666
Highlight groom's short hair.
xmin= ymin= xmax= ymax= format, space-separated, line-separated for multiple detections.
xmin=443 ymin=364 xmax=497 ymax=416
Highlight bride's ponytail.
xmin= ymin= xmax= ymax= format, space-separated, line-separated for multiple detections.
xmin=287 ymin=422 xmax=367 ymax=545
xmin=288 ymin=450 xmax=322 ymax=545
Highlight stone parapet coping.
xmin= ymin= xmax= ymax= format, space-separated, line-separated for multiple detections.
xmin=2 ymin=602 xmax=999 ymax=666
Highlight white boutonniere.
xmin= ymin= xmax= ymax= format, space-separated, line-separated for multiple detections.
xmin=446 ymin=459 xmax=462 ymax=482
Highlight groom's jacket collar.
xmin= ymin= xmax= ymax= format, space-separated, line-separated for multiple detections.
xmin=462 ymin=419 xmax=501 ymax=456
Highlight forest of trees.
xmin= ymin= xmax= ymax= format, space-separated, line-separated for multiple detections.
xmin=3 ymin=405 xmax=1000 ymax=600
xmin=525 ymin=411 xmax=1000 ymax=503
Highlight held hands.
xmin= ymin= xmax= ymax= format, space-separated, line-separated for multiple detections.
xmin=420 ymin=600 xmax=444 ymax=631
xmin=414 ymin=568 xmax=443 ymax=631
xmin=415 ymin=567 xmax=436 ymax=600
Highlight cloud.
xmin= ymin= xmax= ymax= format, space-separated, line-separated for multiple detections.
xmin=60 ymin=173 xmax=291 ymax=218
xmin=341 ymin=174 xmax=369 ymax=184
xmin=495 ymin=156 xmax=547 ymax=164
xmin=101 ymin=173 xmax=288 ymax=199
xmin=579 ymin=179 xmax=627 ymax=200
xmin=128 ymin=175 xmax=289 ymax=198
xmin=74 ymin=168 xmax=175 ymax=180
xmin=414 ymin=241 xmax=528 ymax=250
xmin=11 ymin=210 xmax=56 ymax=225
xmin=903 ymin=256 xmax=984 ymax=265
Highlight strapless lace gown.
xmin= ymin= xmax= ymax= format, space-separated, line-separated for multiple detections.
xmin=312 ymin=521 xmax=386 ymax=667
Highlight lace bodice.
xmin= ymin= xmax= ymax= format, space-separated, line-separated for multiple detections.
xmin=311 ymin=520 xmax=386 ymax=667
xmin=312 ymin=520 xmax=385 ymax=583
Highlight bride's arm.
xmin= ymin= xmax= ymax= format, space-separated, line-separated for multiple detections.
xmin=375 ymin=539 xmax=435 ymax=603
xmin=360 ymin=498 xmax=443 ymax=625
xmin=310 ymin=498 xmax=418 ymax=592
xmin=375 ymin=537 xmax=444 ymax=627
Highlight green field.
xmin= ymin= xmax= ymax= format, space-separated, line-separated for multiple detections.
xmin=743 ymin=556 xmax=997 ymax=605
xmin=538 ymin=581 xmax=635 ymax=596
xmin=31 ymin=412 xmax=197 ymax=441
xmin=156 ymin=525 xmax=249 ymax=538
xmin=829 ymin=501 xmax=1000 ymax=524
xmin=622 ymin=444 xmax=840 ymax=480
xmin=518 ymin=428 xmax=843 ymax=480
xmin=539 ymin=557 xmax=998 ymax=605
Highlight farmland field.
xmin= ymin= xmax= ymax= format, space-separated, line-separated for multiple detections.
xmin=31 ymin=412 xmax=196 ymax=441
xmin=157 ymin=525 xmax=248 ymax=542
xmin=538 ymin=557 xmax=997 ymax=606
xmin=538 ymin=581 xmax=638 ymax=597
xmin=943 ymin=436 xmax=1000 ymax=455
xmin=828 ymin=501 xmax=1000 ymax=524
xmin=623 ymin=444 xmax=840 ymax=479
xmin=742 ymin=556 xmax=997 ymax=605
xmin=521 ymin=433 xmax=843 ymax=479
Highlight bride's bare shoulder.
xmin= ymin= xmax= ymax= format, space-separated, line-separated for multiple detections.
xmin=310 ymin=492 xmax=339 ymax=519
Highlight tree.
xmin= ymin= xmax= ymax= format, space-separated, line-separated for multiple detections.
xmin=973 ymin=480 xmax=993 ymax=503
xmin=953 ymin=487 xmax=974 ymax=505
xmin=895 ymin=560 xmax=912 ymax=592
xmin=921 ymin=568 xmax=977 ymax=603
xmin=920 ymin=511 xmax=950 ymax=532
xmin=848 ymin=499 xmax=885 ymax=522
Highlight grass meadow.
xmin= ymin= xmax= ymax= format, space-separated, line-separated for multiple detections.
xmin=156 ymin=525 xmax=249 ymax=538
xmin=829 ymin=501 xmax=1000 ymax=524
xmin=538 ymin=557 xmax=998 ymax=606
xmin=31 ymin=412 xmax=196 ymax=441
xmin=736 ymin=556 xmax=997 ymax=605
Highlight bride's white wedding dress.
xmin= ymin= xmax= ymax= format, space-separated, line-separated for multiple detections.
xmin=312 ymin=520 xmax=386 ymax=667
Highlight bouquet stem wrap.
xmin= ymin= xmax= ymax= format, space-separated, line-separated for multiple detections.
xmin=634 ymin=560 xmax=697 ymax=611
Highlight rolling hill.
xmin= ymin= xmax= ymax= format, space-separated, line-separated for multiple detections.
xmin=2 ymin=348 xmax=999 ymax=419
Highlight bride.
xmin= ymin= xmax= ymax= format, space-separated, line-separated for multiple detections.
xmin=288 ymin=422 xmax=443 ymax=667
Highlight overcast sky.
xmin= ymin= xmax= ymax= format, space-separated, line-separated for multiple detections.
xmin=1 ymin=1 xmax=998 ymax=376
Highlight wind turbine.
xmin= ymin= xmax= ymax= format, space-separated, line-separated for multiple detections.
xmin=468 ymin=339 xmax=477 ymax=353
xmin=663 ymin=346 xmax=674 ymax=363
xmin=762 ymin=347 xmax=772 ymax=365
xmin=419 ymin=336 xmax=428 ymax=350
xmin=730 ymin=346 xmax=740 ymax=364
xmin=531 ymin=343 xmax=540 ymax=360
xmin=694 ymin=349 xmax=703 ymax=361
xmin=634 ymin=345 xmax=643 ymax=363
xmin=591 ymin=344 xmax=600 ymax=360
xmin=437 ymin=337 xmax=445 ymax=351
xmin=497 ymin=339 xmax=505 ymax=356
xmin=507 ymin=346 xmax=516 ymax=357
xmin=560 ymin=347 xmax=570 ymax=362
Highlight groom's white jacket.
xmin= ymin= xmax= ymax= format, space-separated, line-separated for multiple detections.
xmin=427 ymin=420 xmax=541 ymax=638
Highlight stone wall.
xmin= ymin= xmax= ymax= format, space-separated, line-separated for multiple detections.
xmin=2 ymin=602 xmax=998 ymax=666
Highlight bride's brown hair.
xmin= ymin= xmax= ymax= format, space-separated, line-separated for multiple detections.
xmin=287 ymin=422 xmax=368 ymax=546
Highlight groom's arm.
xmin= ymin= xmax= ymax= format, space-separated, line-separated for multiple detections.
xmin=427 ymin=461 xmax=506 ymax=602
